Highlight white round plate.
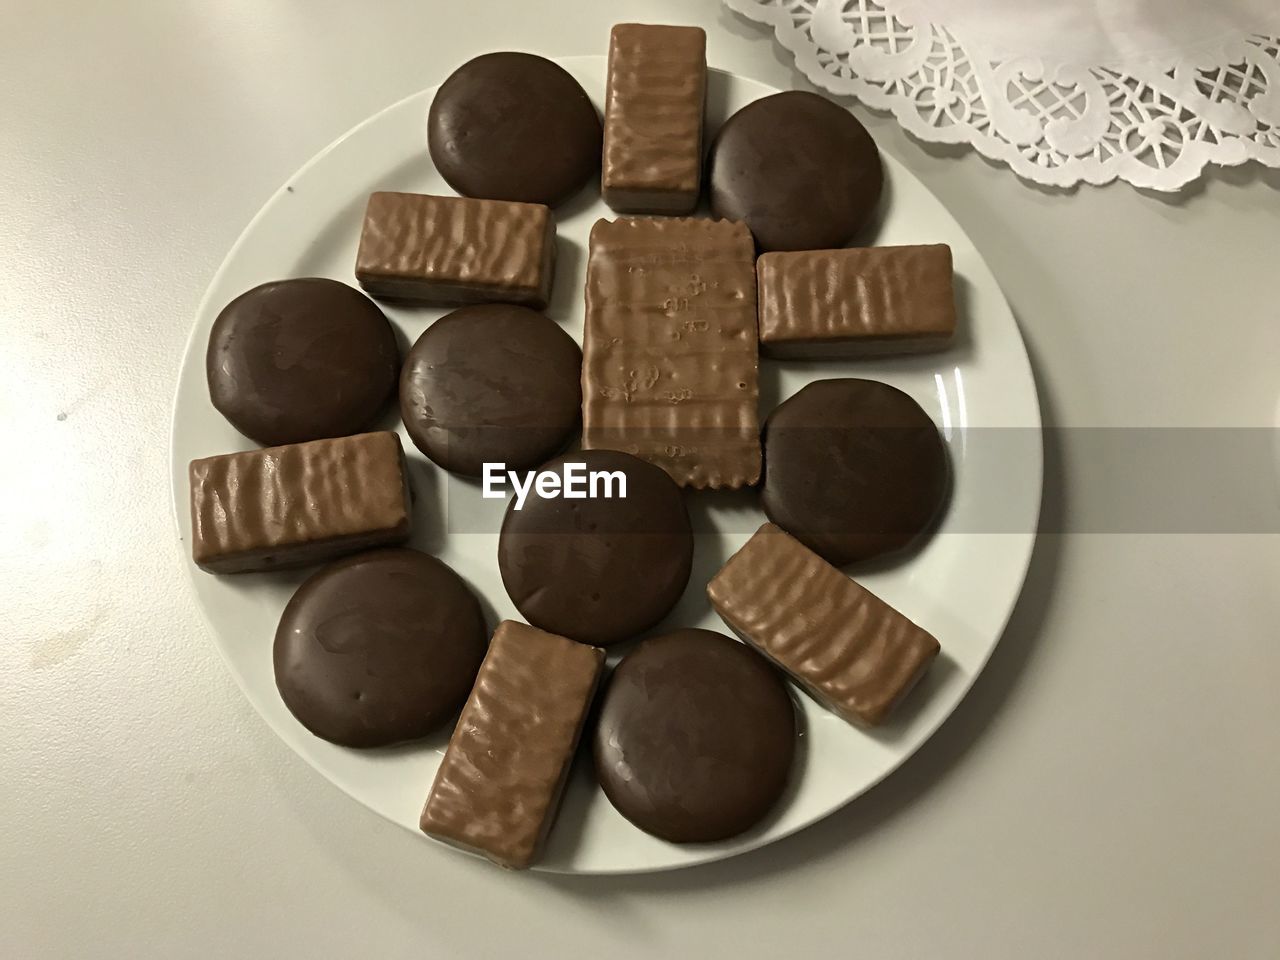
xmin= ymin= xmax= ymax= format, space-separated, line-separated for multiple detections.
xmin=171 ymin=56 xmax=1042 ymax=875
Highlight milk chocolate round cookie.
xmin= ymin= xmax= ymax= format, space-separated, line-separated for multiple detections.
xmin=400 ymin=304 xmax=582 ymax=477
xmin=428 ymin=52 xmax=602 ymax=207
xmin=498 ymin=450 xmax=692 ymax=646
xmin=207 ymin=278 xmax=399 ymax=446
xmin=708 ymin=91 xmax=883 ymax=252
xmin=762 ymin=379 xmax=948 ymax=565
xmin=594 ymin=629 xmax=796 ymax=843
xmin=274 ymin=549 xmax=486 ymax=748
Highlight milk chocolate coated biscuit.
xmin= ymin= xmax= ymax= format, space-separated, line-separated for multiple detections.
xmin=421 ymin=620 xmax=605 ymax=869
xmin=593 ymin=629 xmax=796 ymax=843
xmin=602 ymin=24 xmax=707 ymax=213
xmin=206 ymin=278 xmax=399 ymax=446
xmin=188 ymin=431 xmax=411 ymax=574
xmin=582 ymin=217 xmax=760 ymax=489
xmin=708 ymin=524 xmax=940 ymax=727
xmin=757 ymin=245 xmax=956 ymax=357
xmin=708 ymin=91 xmax=883 ymax=252
xmin=274 ymin=549 xmax=486 ymax=748
xmin=497 ymin=450 xmax=693 ymax=646
xmin=762 ymin=379 xmax=948 ymax=565
xmin=355 ymin=192 xmax=555 ymax=308
xmin=428 ymin=53 xmax=602 ymax=208
xmin=400 ymin=304 xmax=582 ymax=476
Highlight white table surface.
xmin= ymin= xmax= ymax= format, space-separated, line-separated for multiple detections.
xmin=3 ymin=1 xmax=1277 ymax=957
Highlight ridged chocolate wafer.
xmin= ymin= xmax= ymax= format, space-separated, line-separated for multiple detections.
xmin=420 ymin=621 xmax=605 ymax=869
xmin=188 ymin=431 xmax=411 ymax=574
xmin=708 ymin=523 xmax=940 ymax=726
xmin=355 ymin=191 xmax=555 ymax=308
xmin=602 ymin=24 xmax=706 ymax=213
xmin=757 ymin=244 xmax=956 ymax=357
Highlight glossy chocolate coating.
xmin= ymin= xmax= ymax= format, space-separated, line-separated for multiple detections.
xmin=274 ymin=548 xmax=486 ymax=748
xmin=206 ymin=278 xmax=398 ymax=446
xmin=421 ymin=621 xmax=604 ymax=869
xmin=497 ymin=450 xmax=693 ymax=646
xmin=708 ymin=524 xmax=940 ymax=727
xmin=189 ymin=431 xmax=411 ymax=574
xmin=400 ymin=304 xmax=582 ymax=477
xmin=708 ymin=91 xmax=883 ymax=252
xmin=582 ymin=217 xmax=761 ymax=489
xmin=602 ymin=24 xmax=706 ymax=213
xmin=757 ymin=244 xmax=957 ymax=357
xmin=428 ymin=52 xmax=602 ymax=208
xmin=355 ymin=192 xmax=555 ymax=308
xmin=593 ymin=629 xmax=796 ymax=843
xmin=762 ymin=379 xmax=948 ymax=565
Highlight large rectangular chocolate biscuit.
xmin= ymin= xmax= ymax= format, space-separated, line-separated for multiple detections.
xmin=355 ymin=191 xmax=555 ymax=307
xmin=189 ymin=431 xmax=411 ymax=574
xmin=757 ymin=244 xmax=956 ymax=357
xmin=707 ymin=523 xmax=940 ymax=726
xmin=420 ymin=621 xmax=605 ymax=870
xmin=582 ymin=216 xmax=761 ymax=489
xmin=602 ymin=24 xmax=707 ymax=214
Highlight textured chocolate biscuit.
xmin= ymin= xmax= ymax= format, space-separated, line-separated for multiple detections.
xmin=355 ymin=192 xmax=555 ymax=308
xmin=708 ymin=524 xmax=940 ymax=727
xmin=400 ymin=304 xmax=582 ymax=476
xmin=206 ymin=278 xmax=399 ymax=446
xmin=593 ymin=629 xmax=796 ymax=843
xmin=762 ymin=379 xmax=948 ymax=565
xmin=708 ymin=91 xmax=883 ymax=252
xmin=428 ymin=53 xmax=601 ymax=208
xmin=757 ymin=244 xmax=956 ymax=357
xmin=602 ymin=24 xmax=707 ymax=213
xmin=582 ymin=217 xmax=760 ymax=489
xmin=497 ymin=450 xmax=693 ymax=646
xmin=420 ymin=620 xmax=605 ymax=869
xmin=274 ymin=549 xmax=487 ymax=748
xmin=189 ymin=431 xmax=411 ymax=574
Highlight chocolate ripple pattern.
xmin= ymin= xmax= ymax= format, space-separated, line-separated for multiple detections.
xmin=582 ymin=217 xmax=761 ymax=489
xmin=602 ymin=23 xmax=707 ymax=213
xmin=420 ymin=621 xmax=605 ymax=870
xmin=355 ymin=192 xmax=555 ymax=307
xmin=188 ymin=431 xmax=411 ymax=573
xmin=757 ymin=244 xmax=956 ymax=357
xmin=708 ymin=523 xmax=940 ymax=727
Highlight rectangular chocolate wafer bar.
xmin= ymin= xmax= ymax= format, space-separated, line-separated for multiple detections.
xmin=189 ymin=431 xmax=411 ymax=574
xmin=757 ymin=244 xmax=956 ymax=358
xmin=355 ymin=191 xmax=556 ymax=308
xmin=420 ymin=621 xmax=605 ymax=870
xmin=602 ymin=24 xmax=707 ymax=214
xmin=582 ymin=217 xmax=761 ymax=489
xmin=708 ymin=523 xmax=940 ymax=726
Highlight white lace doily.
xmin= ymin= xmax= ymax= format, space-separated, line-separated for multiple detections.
xmin=724 ymin=0 xmax=1280 ymax=190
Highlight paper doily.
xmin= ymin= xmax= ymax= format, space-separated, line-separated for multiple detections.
xmin=723 ymin=0 xmax=1280 ymax=190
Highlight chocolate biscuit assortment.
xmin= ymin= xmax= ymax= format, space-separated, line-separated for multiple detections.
xmin=189 ymin=25 xmax=966 ymax=869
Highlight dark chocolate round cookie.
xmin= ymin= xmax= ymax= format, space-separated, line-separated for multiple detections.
xmin=400 ymin=304 xmax=582 ymax=477
xmin=497 ymin=450 xmax=692 ymax=646
xmin=593 ymin=629 xmax=796 ymax=843
xmin=428 ymin=52 xmax=602 ymax=207
xmin=206 ymin=278 xmax=399 ymax=446
xmin=274 ymin=548 xmax=487 ymax=748
xmin=761 ymin=378 xmax=948 ymax=565
xmin=707 ymin=91 xmax=883 ymax=252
